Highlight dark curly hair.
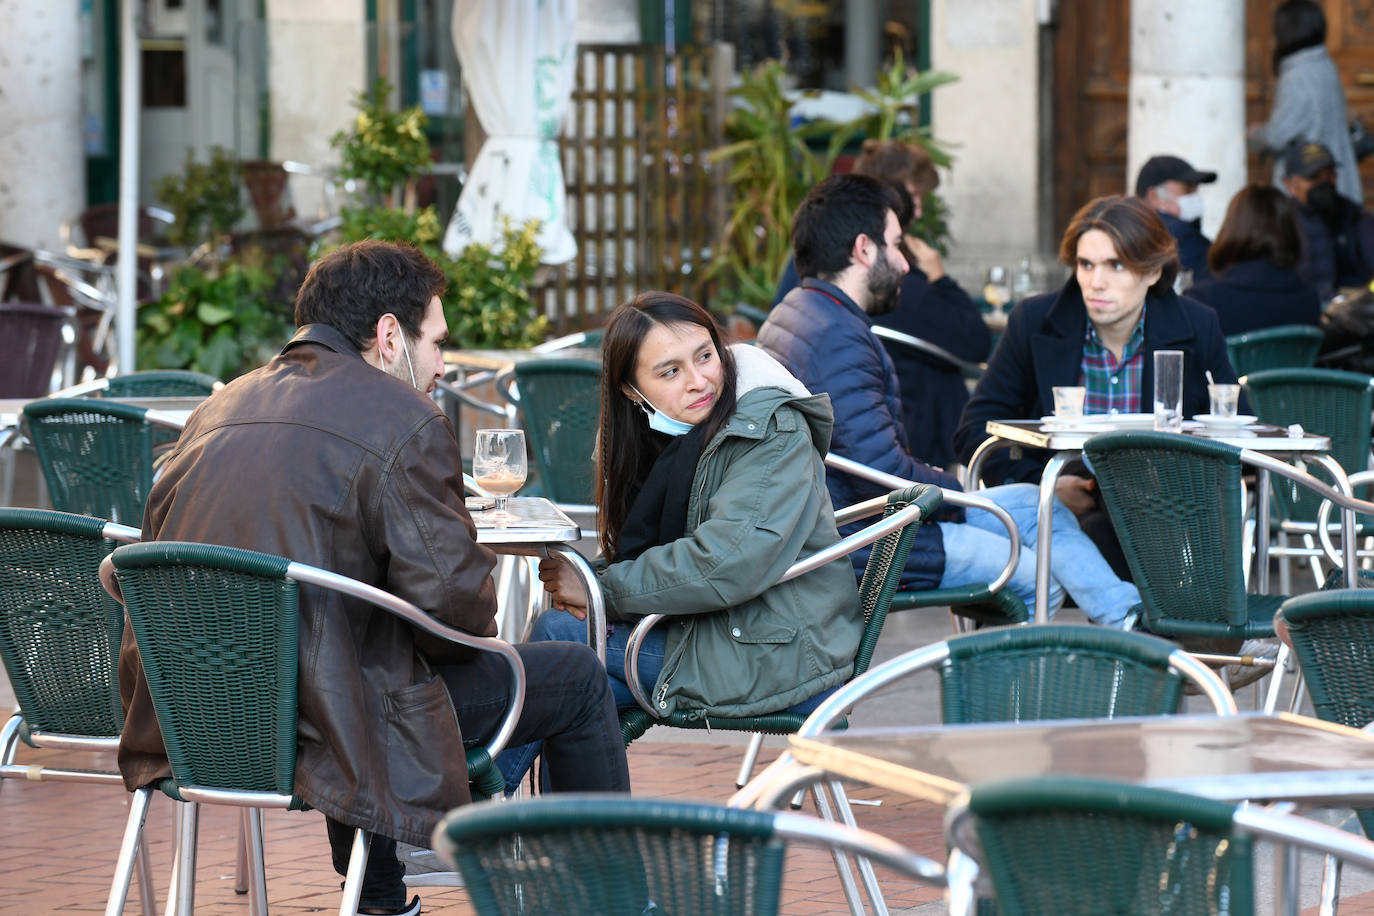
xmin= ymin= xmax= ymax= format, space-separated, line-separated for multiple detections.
xmin=294 ymin=240 xmax=446 ymax=351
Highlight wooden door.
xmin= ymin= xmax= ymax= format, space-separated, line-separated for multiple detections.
xmin=1050 ymin=0 xmax=1131 ymax=239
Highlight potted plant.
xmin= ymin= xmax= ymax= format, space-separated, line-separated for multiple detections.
xmin=330 ymin=78 xmax=432 ymax=213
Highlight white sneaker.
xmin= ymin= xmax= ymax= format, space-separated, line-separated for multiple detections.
xmin=1226 ymin=638 xmax=1278 ymax=689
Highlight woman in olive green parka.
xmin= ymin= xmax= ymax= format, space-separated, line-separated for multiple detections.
xmin=529 ymin=292 xmax=862 ymax=721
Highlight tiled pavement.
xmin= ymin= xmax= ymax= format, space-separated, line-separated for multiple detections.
xmin=0 ymin=736 xmax=949 ymax=915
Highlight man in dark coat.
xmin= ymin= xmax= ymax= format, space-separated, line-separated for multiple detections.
xmin=119 ymin=241 xmax=629 ymax=915
xmin=1136 ymin=154 xmax=1218 ymax=286
xmin=758 ymin=175 xmax=1139 ymax=628
xmin=1282 ymin=140 xmax=1374 ymax=298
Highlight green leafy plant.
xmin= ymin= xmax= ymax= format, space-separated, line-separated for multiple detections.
xmin=330 ymin=78 xmax=431 ymax=210
xmin=329 ymin=205 xmax=549 ymax=349
xmin=136 ymin=262 xmax=295 ymax=380
xmin=844 ymin=50 xmax=959 ymax=252
xmin=708 ymin=60 xmax=854 ymax=311
xmin=154 ymin=146 xmax=245 ymax=250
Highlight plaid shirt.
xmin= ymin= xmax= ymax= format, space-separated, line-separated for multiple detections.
xmin=1080 ymin=308 xmax=1146 ymax=415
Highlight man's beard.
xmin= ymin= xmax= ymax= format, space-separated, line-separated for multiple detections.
xmin=865 ymin=256 xmax=904 ymax=316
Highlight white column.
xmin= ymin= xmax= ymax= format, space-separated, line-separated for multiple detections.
xmin=0 ymin=0 xmax=85 ymax=250
xmin=1129 ymin=0 xmax=1246 ymax=240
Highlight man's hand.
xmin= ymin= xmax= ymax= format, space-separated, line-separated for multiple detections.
xmin=537 ymin=556 xmax=590 ymax=620
xmin=1054 ymin=475 xmax=1097 ymax=516
xmin=905 ymin=235 xmax=946 ymax=281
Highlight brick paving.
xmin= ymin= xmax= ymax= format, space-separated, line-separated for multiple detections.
xmin=0 ymin=737 xmax=949 ymax=915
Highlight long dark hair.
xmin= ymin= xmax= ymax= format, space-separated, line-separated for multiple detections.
xmin=1273 ymin=0 xmax=1326 ymax=73
xmin=1058 ymin=195 xmax=1180 ymax=297
xmin=1208 ymin=185 xmax=1303 ymax=274
xmin=595 ymin=292 xmax=738 ymax=558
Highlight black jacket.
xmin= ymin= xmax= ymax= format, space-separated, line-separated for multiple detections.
xmin=1159 ymin=212 xmax=1213 ymax=286
xmin=953 ymin=279 xmax=1240 ymax=485
xmin=1293 ymin=196 xmax=1374 ymax=299
xmin=1187 ymin=259 xmax=1322 ymax=337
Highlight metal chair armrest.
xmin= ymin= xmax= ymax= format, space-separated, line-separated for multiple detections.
xmin=1164 ymin=649 xmax=1239 ymax=714
xmin=1316 ymin=467 xmax=1374 ymax=568
xmin=795 ymin=642 xmax=952 ymax=736
xmin=532 ymin=331 xmax=589 ymax=354
xmin=433 ymin=378 xmax=511 ymax=420
xmin=871 ymin=326 xmax=985 ymax=378
xmin=773 ymin=808 xmax=946 ymax=886
xmin=98 ymin=554 xmax=528 ymax=758
xmin=824 ymin=453 xmax=1020 ymax=593
xmin=493 ymin=367 xmax=519 ymax=407
xmin=1240 ymin=449 xmax=1374 ymax=585
xmin=624 ymin=613 xmax=667 ymax=715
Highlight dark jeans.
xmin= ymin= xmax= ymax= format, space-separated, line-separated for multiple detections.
xmin=326 ymin=640 xmax=630 ymax=911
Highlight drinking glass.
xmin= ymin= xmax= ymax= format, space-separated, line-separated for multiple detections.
xmin=1153 ymin=350 xmax=1184 ymax=432
xmin=1208 ymin=383 xmax=1241 ymax=419
xmin=1052 ymin=386 xmax=1086 ymax=419
xmin=983 ymin=265 xmax=1011 ymax=315
xmin=473 ymin=429 xmax=528 ymax=525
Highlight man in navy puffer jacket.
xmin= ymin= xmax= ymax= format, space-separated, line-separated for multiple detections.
xmin=758 ymin=175 xmax=1138 ymax=627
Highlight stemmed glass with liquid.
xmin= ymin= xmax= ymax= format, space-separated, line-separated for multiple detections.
xmin=473 ymin=429 xmax=527 ymax=525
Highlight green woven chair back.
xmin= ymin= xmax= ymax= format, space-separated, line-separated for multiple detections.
xmin=938 ymin=625 xmax=1186 ymax=724
xmin=437 ymin=794 xmax=787 ymax=916
xmin=105 ymin=370 xmax=220 ymax=398
xmin=1243 ymin=368 xmax=1374 ymax=524
xmin=110 ymin=541 xmax=299 ymax=797
xmin=22 ymin=398 xmax=155 ymax=525
xmin=0 ymin=508 xmax=127 ymax=739
xmin=968 ymin=777 xmax=1252 ymax=916
xmin=1225 ymin=323 xmax=1324 ymax=378
xmin=513 ymin=359 xmax=602 ymax=504
xmin=1280 ymin=590 xmax=1374 ymax=838
xmin=851 ymin=484 xmax=943 ymax=676
xmin=1085 ymin=431 xmax=1251 ymax=635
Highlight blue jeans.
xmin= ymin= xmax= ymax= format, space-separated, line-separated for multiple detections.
xmin=497 ymin=608 xmax=839 ymax=793
xmin=938 ymin=483 xmax=1140 ymax=628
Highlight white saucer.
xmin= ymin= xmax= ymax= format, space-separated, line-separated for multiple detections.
xmin=1193 ymin=413 xmax=1257 ymax=429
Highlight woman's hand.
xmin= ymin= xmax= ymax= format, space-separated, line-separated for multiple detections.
xmin=537 ymin=556 xmax=590 ymax=620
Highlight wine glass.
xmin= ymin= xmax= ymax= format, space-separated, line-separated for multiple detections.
xmin=473 ymin=429 xmax=528 ymax=525
xmin=983 ymin=265 xmax=1011 ymax=316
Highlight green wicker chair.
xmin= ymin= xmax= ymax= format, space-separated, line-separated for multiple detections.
xmin=1084 ymin=431 xmax=1289 ymax=700
xmin=1278 ymin=589 xmax=1374 ymax=912
xmin=947 ymin=775 xmax=1374 ymax=916
xmin=617 ymin=485 xmax=942 ymax=758
xmin=100 ymin=541 xmax=526 ymax=916
xmin=105 ymin=370 xmax=221 ymax=398
xmin=433 ymin=793 xmax=943 ymax=916
xmin=1225 ymin=323 xmax=1324 ymax=378
xmin=0 ymin=508 xmax=154 ymax=916
xmin=19 ymin=398 xmax=166 ymax=525
xmin=1242 ymin=368 xmax=1374 ymax=588
xmin=501 ymin=358 xmax=602 ymax=507
xmin=824 ymin=453 xmax=1029 ymax=629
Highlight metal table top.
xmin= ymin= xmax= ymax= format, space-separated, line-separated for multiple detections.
xmin=984 ymin=417 xmax=1332 ymax=453
xmin=471 ymin=497 xmax=581 ymax=544
xmin=786 ymin=712 xmax=1374 ymax=807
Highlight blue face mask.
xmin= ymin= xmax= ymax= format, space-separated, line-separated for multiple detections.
xmin=629 ymin=384 xmax=694 ymax=437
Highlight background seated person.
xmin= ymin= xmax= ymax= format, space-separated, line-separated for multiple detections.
xmin=1282 ymin=140 xmax=1374 ymax=299
xmin=1188 ymin=184 xmax=1322 ymax=336
xmin=1136 ymin=154 xmax=1218 ymax=285
xmin=953 ymin=195 xmax=1239 ymax=578
xmin=773 ymin=139 xmax=991 ymax=468
xmin=501 ymin=292 xmax=862 ymax=784
xmin=759 ymin=174 xmax=1140 ymax=628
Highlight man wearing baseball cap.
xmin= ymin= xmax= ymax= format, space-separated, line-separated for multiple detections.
xmin=1282 ymin=139 xmax=1374 ymax=298
xmin=1135 ymin=155 xmax=1219 ymax=286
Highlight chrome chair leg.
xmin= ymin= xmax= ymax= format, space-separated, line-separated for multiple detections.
xmin=246 ymin=808 xmax=268 ymax=916
xmin=103 ymin=786 xmax=152 ymax=916
xmin=1263 ymin=643 xmax=1291 ymax=715
xmin=809 ymin=781 xmax=874 ymax=915
xmin=1319 ymin=852 xmax=1343 ymax=916
xmin=339 ymin=828 xmax=371 ymax=916
xmin=168 ymin=802 xmax=200 ymax=916
xmin=829 ymin=779 xmax=889 ymax=916
xmin=235 ymin=809 xmax=249 ymax=894
xmin=735 ymin=733 xmax=765 ymax=789
xmin=135 ymin=832 xmax=156 ymax=916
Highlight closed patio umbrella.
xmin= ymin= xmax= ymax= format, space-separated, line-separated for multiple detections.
xmin=442 ymin=0 xmax=578 ymax=265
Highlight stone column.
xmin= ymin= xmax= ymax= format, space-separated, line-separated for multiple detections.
xmin=0 ymin=0 xmax=84 ymax=250
xmin=1129 ymin=0 xmax=1246 ymax=239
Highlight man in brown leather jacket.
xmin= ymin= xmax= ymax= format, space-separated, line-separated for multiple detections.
xmin=118 ymin=240 xmax=629 ymax=915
